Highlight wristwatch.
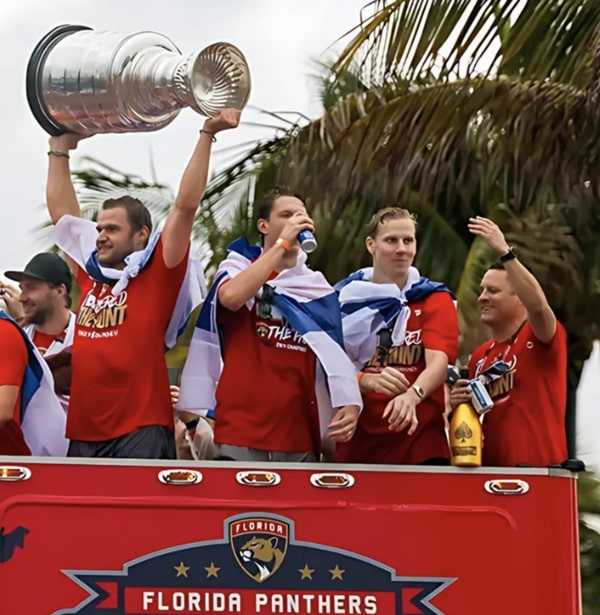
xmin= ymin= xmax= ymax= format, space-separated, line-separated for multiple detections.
xmin=499 ymin=247 xmax=516 ymax=263
xmin=412 ymin=384 xmax=425 ymax=400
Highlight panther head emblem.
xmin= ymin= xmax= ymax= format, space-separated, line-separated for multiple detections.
xmin=229 ymin=516 xmax=290 ymax=583
xmin=238 ymin=536 xmax=285 ymax=582
xmin=256 ymin=324 xmax=269 ymax=338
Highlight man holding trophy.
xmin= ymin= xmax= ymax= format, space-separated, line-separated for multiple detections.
xmin=28 ymin=24 xmax=251 ymax=458
xmin=44 ymin=111 xmax=239 ymax=458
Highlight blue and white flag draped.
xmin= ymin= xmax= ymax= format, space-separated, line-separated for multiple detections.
xmin=0 ymin=312 xmax=68 ymax=456
xmin=24 ymin=312 xmax=76 ymax=413
xmin=52 ymin=215 xmax=206 ymax=349
xmin=335 ymin=267 xmax=452 ymax=368
xmin=178 ymin=237 xmax=362 ymax=437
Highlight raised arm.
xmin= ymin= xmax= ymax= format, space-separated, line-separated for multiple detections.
xmin=218 ymin=211 xmax=314 ymax=311
xmin=468 ymin=217 xmax=556 ymax=343
xmin=501 ymin=259 xmax=556 ymax=342
xmin=161 ymin=109 xmax=240 ymax=269
xmin=46 ymin=133 xmax=86 ymax=223
xmin=218 ymin=244 xmax=292 ymax=311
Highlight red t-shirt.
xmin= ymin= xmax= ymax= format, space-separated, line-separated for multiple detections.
xmin=67 ymin=238 xmax=189 ymax=441
xmin=336 ymin=291 xmax=458 ymax=465
xmin=32 ymin=330 xmax=57 ymax=354
xmin=214 ymin=298 xmax=320 ymax=455
xmin=0 ymin=320 xmax=31 ymax=455
xmin=469 ymin=321 xmax=567 ymax=467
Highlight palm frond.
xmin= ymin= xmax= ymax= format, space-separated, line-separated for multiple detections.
xmin=277 ymin=75 xmax=598 ymax=213
xmin=411 ymin=196 xmax=469 ymax=291
xmin=334 ymin=0 xmax=600 ymax=87
xmin=333 ymin=0 xmax=518 ymax=83
xmin=309 ymin=57 xmax=369 ymax=112
xmin=454 ymin=234 xmax=493 ymax=358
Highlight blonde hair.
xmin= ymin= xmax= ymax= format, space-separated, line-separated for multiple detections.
xmin=366 ymin=207 xmax=417 ymax=238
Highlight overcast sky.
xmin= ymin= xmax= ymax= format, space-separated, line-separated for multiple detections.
xmin=0 ymin=0 xmax=597 ymax=470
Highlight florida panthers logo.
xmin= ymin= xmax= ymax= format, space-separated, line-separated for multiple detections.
xmin=256 ymin=323 xmax=269 ymax=338
xmin=229 ymin=516 xmax=289 ymax=583
xmin=239 ymin=536 xmax=285 ymax=581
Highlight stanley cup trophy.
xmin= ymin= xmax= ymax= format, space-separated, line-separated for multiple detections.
xmin=26 ymin=25 xmax=251 ymax=135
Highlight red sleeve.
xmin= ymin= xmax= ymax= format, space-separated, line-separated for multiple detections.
xmin=0 ymin=320 xmax=28 ymax=386
xmin=535 ymin=320 xmax=566 ymax=350
xmin=419 ymin=292 xmax=459 ymax=364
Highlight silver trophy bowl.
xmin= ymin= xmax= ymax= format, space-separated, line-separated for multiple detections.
xmin=26 ymin=25 xmax=251 ymax=135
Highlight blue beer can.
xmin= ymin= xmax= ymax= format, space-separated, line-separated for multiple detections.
xmin=298 ymin=230 xmax=317 ymax=253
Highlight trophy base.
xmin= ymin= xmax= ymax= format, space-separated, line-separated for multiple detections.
xmin=26 ymin=24 xmax=92 ymax=136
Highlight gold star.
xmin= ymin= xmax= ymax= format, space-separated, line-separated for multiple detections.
xmin=204 ymin=562 xmax=221 ymax=578
xmin=174 ymin=561 xmax=190 ymax=577
xmin=298 ymin=564 xmax=314 ymax=580
xmin=329 ymin=564 xmax=345 ymax=580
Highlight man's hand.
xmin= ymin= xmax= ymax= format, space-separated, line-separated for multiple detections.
xmin=361 ymin=367 xmax=409 ymax=397
xmin=467 ymin=217 xmax=510 ymax=255
xmin=203 ymin=108 xmax=241 ymax=136
xmin=278 ymin=211 xmax=315 ymax=247
xmin=173 ymin=416 xmax=195 ymax=460
xmin=170 ymin=385 xmax=180 ymax=408
xmin=448 ymin=379 xmax=473 ymax=409
xmin=327 ymin=405 xmax=360 ymax=442
xmin=0 ymin=283 xmax=23 ymax=320
xmin=382 ymin=389 xmax=420 ymax=434
xmin=175 ymin=409 xmax=215 ymax=432
xmin=48 ymin=133 xmax=88 ymax=152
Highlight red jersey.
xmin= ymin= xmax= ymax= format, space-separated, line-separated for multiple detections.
xmin=0 ymin=320 xmax=31 ymax=455
xmin=335 ymin=292 xmax=458 ymax=464
xmin=32 ymin=330 xmax=56 ymax=354
xmin=469 ymin=321 xmax=567 ymax=467
xmin=67 ymin=238 xmax=188 ymax=441
xmin=214 ymin=300 xmax=320 ymax=455
xmin=336 ymin=291 xmax=458 ymax=465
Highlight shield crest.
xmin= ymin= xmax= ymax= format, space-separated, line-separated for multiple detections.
xmin=229 ymin=516 xmax=289 ymax=583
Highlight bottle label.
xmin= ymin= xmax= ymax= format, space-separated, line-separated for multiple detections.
xmin=451 ymin=446 xmax=478 ymax=456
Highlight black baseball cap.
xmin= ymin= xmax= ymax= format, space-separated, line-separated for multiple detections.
xmin=5 ymin=253 xmax=72 ymax=293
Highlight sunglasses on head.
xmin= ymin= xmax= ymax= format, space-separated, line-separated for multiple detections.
xmin=257 ymin=284 xmax=275 ymax=320
xmin=378 ymin=328 xmax=393 ymax=350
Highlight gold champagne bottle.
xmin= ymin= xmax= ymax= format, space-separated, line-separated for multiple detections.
xmin=450 ymin=403 xmax=482 ymax=467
